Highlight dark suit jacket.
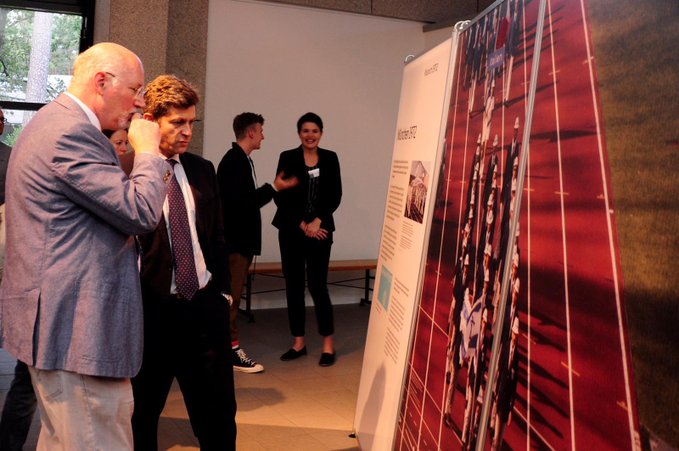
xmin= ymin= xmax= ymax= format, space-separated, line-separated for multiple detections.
xmin=272 ymin=146 xmax=342 ymax=232
xmin=122 ymin=151 xmax=231 ymax=298
xmin=0 ymin=142 xmax=12 ymax=204
xmin=217 ymin=143 xmax=275 ymax=256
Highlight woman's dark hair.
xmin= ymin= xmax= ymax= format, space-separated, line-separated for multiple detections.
xmin=297 ymin=112 xmax=323 ymax=133
xmin=102 ymin=128 xmax=127 ymax=138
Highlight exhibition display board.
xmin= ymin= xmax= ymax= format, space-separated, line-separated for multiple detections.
xmin=358 ymin=0 xmax=641 ymax=449
xmin=395 ymin=0 xmax=546 ymax=447
xmin=353 ymin=37 xmax=456 ymax=450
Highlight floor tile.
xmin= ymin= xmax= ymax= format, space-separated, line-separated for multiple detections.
xmin=0 ymin=302 xmax=371 ymax=450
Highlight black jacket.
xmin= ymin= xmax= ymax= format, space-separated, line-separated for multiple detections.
xmin=272 ymin=146 xmax=342 ymax=232
xmin=121 ymin=151 xmax=231 ymax=298
xmin=217 ymin=143 xmax=275 ymax=256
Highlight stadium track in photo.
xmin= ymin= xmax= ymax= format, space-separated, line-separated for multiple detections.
xmin=395 ymin=0 xmax=639 ymax=449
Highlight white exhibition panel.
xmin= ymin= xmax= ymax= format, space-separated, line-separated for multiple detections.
xmin=354 ymin=36 xmax=455 ymax=450
xmin=203 ymin=0 xmax=426 ymax=262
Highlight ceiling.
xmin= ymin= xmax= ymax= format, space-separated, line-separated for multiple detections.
xmin=265 ymin=0 xmax=497 ymax=29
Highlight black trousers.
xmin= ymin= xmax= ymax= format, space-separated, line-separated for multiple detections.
xmin=131 ymin=286 xmax=237 ymax=451
xmin=278 ymin=228 xmax=335 ymax=337
xmin=0 ymin=360 xmax=37 ymax=451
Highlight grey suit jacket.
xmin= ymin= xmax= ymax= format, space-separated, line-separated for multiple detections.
xmin=0 ymin=93 xmax=170 ymax=378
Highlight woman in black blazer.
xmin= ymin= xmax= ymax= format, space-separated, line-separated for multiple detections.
xmin=273 ymin=112 xmax=342 ymax=367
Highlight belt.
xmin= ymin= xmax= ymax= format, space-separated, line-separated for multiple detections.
xmin=171 ymin=284 xmax=210 ymax=301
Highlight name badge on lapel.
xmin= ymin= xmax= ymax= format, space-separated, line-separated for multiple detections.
xmin=308 ymin=168 xmax=320 ymax=178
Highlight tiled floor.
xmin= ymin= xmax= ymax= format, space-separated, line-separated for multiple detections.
xmin=0 ymin=301 xmax=370 ymax=450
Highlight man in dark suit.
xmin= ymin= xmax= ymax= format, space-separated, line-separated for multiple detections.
xmin=129 ymin=75 xmax=237 ymax=450
xmin=217 ymin=112 xmax=297 ymax=373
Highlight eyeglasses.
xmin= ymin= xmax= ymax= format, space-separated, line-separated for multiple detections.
xmin=105 ymin=72 xmax=144 ymax=99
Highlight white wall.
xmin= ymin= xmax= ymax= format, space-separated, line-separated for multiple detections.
xmin=204 ymin=0 xmax=426 ymax=262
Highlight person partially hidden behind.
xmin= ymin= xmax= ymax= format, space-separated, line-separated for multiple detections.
xmin=105 ymin=128 xmax=130 ymax=156
xmin=128 ymin=75 xmax=237 ymax=450
xmin=273 ymin=112 xmax=342 ymax=367
xmin=0 ymin=42 xmax=170 ymax=450
xmin=0 ymin=106 xmax=12 ymax=227
xmin=0 ymin=106 xmax=38 ymax=451
xmin=217 ymin=112 xmax=297 ymax=373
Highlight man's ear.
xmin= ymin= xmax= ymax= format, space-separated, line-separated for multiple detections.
xmin=143 ymin=112 xmax=155 ymax=121
xmin=94 ymin=72 xmax=107 ymax=95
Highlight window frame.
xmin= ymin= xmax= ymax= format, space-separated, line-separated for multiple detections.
xmin=0 ymin=0 xmax=95 ymax=111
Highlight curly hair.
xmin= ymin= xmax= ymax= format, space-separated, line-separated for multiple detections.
xmin=144 ymin=75 xmax=199 ymax=118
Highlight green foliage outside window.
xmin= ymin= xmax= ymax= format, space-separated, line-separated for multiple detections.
xmin=0 ymin=7 xmax=82 ymax=145
xmin=0 ymin=7 xmax=82 ymax=103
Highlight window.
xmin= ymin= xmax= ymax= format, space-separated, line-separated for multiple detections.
xmin=0 ymin=0 xmax=94 ymax=145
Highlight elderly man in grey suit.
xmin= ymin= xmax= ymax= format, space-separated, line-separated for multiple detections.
xmin=0 ymin=42 xmax=170 ymax=450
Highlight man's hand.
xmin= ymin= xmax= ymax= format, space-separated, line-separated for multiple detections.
xmin=221 ymin=292 xmax=234 ymax=306
xmin=273 ymin=171 xmax=298 ymax=191
xmin=128 ymin=113 xmax=161 ymax=156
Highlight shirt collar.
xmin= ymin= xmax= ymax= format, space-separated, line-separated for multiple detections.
xmin=64 ymin=92 xmax=101 ymax=131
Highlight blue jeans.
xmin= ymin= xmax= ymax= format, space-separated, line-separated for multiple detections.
xmin=0 ymin=360 xmax=38 ymax=451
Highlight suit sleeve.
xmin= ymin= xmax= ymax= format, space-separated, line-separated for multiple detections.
xmin=273 ymin=151 xmax=305 ymax=229
xmin=53 ymin=125 xmax=169 ymax=236
xmin=317 ymin=151 xmax=342 ymax=227
xmin=272 ymin=152 xmax=287 ymax=209
xmin=204 ymin=159 xmax=232 ymax=294
xmin=217 ymin=153 xmax=275 ymax=224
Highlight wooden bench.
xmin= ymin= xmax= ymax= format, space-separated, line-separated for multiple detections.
xmin=240 ymin=259 xmax=377 ymax=322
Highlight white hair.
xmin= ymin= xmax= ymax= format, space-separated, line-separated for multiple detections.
xmin=69 ymin=42 xmax=139 ymax=90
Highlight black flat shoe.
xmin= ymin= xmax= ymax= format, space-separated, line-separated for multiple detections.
xmin=280 ymin=347 xmax=307 ymax=361
xmin=319 ymin=352 xmax=336 ymax=367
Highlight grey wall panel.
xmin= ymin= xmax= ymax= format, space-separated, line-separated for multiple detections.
xmin=109 ymin=0 xmax=169 ymax=83
xmin=166 ymin=0 xmax=209 ymax=154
